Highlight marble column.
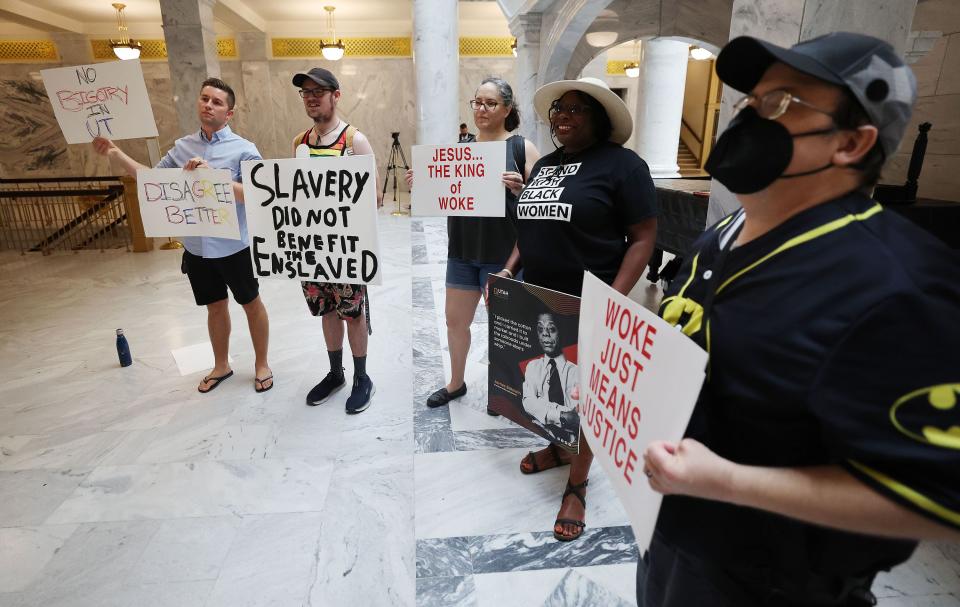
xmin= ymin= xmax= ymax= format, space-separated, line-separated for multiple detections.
xmin=50 ymin=32 xmax=92 ymax=65
xmin=633 ymin=39 xmax=689 ymax=178
xmin=158 ymin=0 xmax=221 ymax=136
xmin=706 ymin=0 xmax=918 ymax=225
xmin=510 ymin=13 xmax=542 ymax=147
xmin=412 ymin=0 xmax=459 ymax=145
xmin=235 ymin=31 xmax=280 ymax=159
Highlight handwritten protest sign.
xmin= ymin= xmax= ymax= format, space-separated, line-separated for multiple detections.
xmin=411 ymin=142 xmax=507 ymax=217
xmin=577 ymin=272 xmax=707 ymax=549
xmin=488 ymin=276 xmax=581 ymax=451
xmin=40 ymin=60 xmax=158 ymax=144
xmin=136 ymin=168 xmax=240 ymax=239
xmin=241 ymin=155 xmax=382 ymax=285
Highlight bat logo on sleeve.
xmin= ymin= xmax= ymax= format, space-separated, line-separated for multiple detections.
xmin=890 ymin=383 xmax=960 ymax=450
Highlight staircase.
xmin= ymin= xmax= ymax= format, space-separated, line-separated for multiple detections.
xmin=677 ymin=140 xmax=708 ymax=177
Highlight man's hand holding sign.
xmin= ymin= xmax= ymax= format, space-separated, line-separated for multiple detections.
xmin=577 ymin=272 xmax=708 ymax=549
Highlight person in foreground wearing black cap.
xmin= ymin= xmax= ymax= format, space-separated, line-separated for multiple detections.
xmin=291 ymin=67 xmax=382 ymax=415
xmin=641 ymin=32 xmax=960 ymax=606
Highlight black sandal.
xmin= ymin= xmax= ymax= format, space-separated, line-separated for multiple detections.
xmin=554 ymin=478 xmax=588 ymax=542
xmin=520 ymin=443 xmax=568 ymax=475
xmin=198 ymin=370 xmax=233 ymax=393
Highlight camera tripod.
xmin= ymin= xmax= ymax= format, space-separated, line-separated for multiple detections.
xmin=382 ymin=132 xmax=410 ymax=216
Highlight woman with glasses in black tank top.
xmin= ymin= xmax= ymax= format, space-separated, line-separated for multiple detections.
xmin=407 ymin=77 xmax=540 ymax=411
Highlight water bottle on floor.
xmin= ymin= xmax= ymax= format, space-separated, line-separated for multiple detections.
xmin=116 ymin=329 xmax=132 ymax=367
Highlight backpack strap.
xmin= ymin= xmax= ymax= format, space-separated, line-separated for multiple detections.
xmin=345 ymin=125 xmax=357 ymax=154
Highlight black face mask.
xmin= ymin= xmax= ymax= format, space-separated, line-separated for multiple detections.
xmin=705 ymin=106 xmax=837 ymax=194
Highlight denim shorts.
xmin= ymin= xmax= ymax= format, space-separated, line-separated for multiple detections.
xmin=446 ymin=258 xmax=514 ymax=291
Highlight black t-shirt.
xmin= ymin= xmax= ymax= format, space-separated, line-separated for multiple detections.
xmin=446 ymin=135 xmax=522 ymax=265
xmin=657 ymin=191 xmax=960 ymax=594
xmin=508 ymin=141 xmax=657 ymax=296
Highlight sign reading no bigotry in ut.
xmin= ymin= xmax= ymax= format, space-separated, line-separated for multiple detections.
xmin=241 ymin=155 xmax=382 ymax=285
xmin=411 ymin=141 xmax=507 ymax=217
xmin=577 ymin=272 xmax=707 ymax=550
xmin=40 ymin=59 xmax=159 ymax=144
xmin=136 ymin=168 xmax=241 ymax=239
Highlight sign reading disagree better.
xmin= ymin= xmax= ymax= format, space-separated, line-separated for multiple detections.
xmin=136 ymin=168 xmax=240 ymax=239
xmin=577 ymin=272 xmax=707 ymax=550
xmin=241 ymin=155 xmax=382 ymax=285
xmin=40 ymin=59 xmax=159 ymax=144
xmin=411 ymin=141 xmax=507 ymax=217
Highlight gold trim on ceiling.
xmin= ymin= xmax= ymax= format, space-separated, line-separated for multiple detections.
xmin=607 ymin=60 xmax=634 ymax=76
xmin=0 ymin=40 xmax=58 ymax=62
xmin=91 ymin=38 xmax=237 ymax=60
xmin=271 ymin=37 xmax=412 ymax=57
xmin=459 ymin=37 xmax=513 ymax=56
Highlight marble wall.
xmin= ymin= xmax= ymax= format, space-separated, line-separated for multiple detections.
xmin=0 ymin=56 xmax=515 ymax=199
xmin=0 ymin=62 xmax=179 ymax=178
xmin=883 ymin=0 xmax=960 ymax=201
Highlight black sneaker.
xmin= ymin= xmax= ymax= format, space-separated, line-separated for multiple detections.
xmin=306 ymin=369 xmax=345 ymax=406
xmin=346 ymin=374 xmax=375 ymax=414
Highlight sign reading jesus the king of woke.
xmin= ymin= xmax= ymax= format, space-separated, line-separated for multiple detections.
xmin=411 ymin=141 xmax=507 ymax=217
xmin=241 ymin=155 xmax=382 ymax=285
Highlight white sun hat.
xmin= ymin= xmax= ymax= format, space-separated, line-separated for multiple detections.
xmin=534 ymin=77 xmax=633 ymax=145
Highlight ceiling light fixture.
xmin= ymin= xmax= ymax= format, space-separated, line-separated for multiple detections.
xmin=690 ymin=46 xmax=713 ymax=61
xmin=110 ymin=3 xmax=141 ymax=60
xmin=585 ymin=31 xmax=618 ymax=48
xmin=321 ymin=5 xmax=345 ymax=61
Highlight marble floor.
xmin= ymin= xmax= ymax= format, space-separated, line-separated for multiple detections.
xmin=0 ymin=210 xmax=957 ymax=607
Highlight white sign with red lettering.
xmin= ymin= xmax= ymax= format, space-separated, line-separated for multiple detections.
xmin=577 ymin=272 xmax=707 ymax=550
xmin=136 ymin=168 xmax=241 ymax=239
xmin=40 ymin=59 xmax=159 ymax=144
xmin=411 ymin=141 xmax=507 ymax=217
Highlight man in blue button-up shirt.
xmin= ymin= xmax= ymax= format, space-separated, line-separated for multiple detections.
xmin=92 ymin=77 xmax=273 ymax=395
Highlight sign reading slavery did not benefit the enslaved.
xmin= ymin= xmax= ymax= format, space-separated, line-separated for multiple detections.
xmin=136 ymin=168 xmax=240 ymax=239
xmin=40 ymin=60 xmax=159 ymax=144
xmin=241 ymin=155 xmax=382 ymax=285
xmin=577 ymin=272 xmax=707 ymax=550
xmin=411 ymin=142 xmax=507 ymax=217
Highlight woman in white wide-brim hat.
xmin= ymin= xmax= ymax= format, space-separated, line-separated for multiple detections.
xmin=492 ymin=77 xmax=659 ymax=541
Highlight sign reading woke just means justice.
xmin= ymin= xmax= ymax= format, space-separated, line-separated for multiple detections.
xmin=241 ymin=155 xmax=382 ymax=285
xmin=411 ymin=142 xmax=507 ymax=217
xmin=136 ymin=168 xmax=240 ymax=239
xmin=41 ymin=60 xmax=159 ymax=144
xmin=577 ymin=272 xmax=708 ymax=549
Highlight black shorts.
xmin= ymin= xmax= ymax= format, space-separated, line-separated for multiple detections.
xmin=182 ymin=247 xmax=259 ymax=306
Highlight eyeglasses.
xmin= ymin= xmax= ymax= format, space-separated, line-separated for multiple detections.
xmin=469 ymin=99 xmax=499 ymax=111
xmin=299 ymin=88 xmax=334 ymax=99
xmin=733 ymin=89 xmax=837 ymax=120
xmin=549 ymin=101 xmax=591 ymax=119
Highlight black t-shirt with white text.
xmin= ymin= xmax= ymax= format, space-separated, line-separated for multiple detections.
xmin=508 ymin=142 xmax=657 ymax=296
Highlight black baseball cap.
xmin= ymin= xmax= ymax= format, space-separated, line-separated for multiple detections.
xmin=716 ymin=32 xmax=917 ymax=159
xmin=292 ymin=67 xmax=340 ymax=91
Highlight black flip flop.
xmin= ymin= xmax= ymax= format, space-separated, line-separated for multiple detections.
xmin=520 ymin=443 xmax=567 ymax=475
xmin=198 ymin=370 xmax=233 ymax=393
xmin=255 ymin=375 xmax=274 ymax=393
xmin=554 ymin=479 xmax=589 ymax=542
